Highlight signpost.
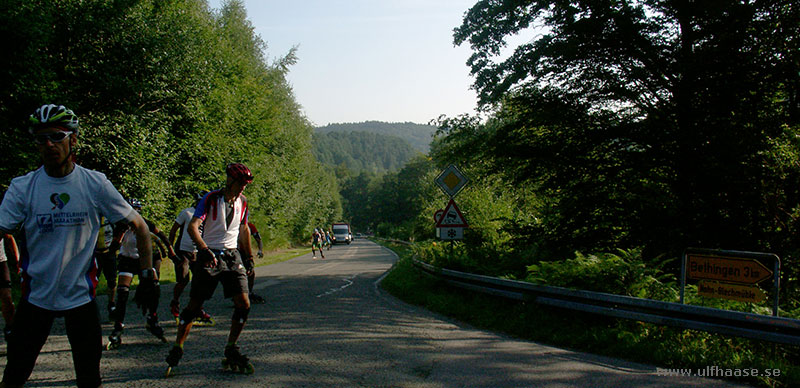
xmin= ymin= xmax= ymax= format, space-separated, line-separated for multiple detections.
xmin=434 ymin=209 xmax=444 ymax=240
xmin=436 ymin=199 xmax=468 ymax=240
xmin=434 ymin=165 xmax=468 ymax=241
xmin=433 ymin=209 xmax=444 ymax=224
xmin=435 ymin=164 xmax=469 ymax=198
xmin=697 ymin=281 xmax=766 ymax=303
xmin=681 ymin=248 xmax=781 ymax=316
xmin=686 ymin=254 xmax=773 ymax=284
xmin=438 ymin=227 xmax=464 ymax=240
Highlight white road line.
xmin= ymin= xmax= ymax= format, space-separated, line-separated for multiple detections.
xmin=316 ymin=276 xmax=355 ymax=298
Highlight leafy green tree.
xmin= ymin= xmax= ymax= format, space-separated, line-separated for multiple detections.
xmin=0 ymin=0 xmax=342 ymax=245
xmin=339 ymin=171 xmax=378 ymax=232
xmin=444 ymin=0 xmax=800 ymax=259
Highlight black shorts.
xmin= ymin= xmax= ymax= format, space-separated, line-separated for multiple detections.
xmin=94 ymin=250 xmax=116 ymax=284
xmin=190 ymin=249 xmax=248 ymax=300
xmin=117 ymin=255 xmax=139 ymax=276
xmin=172 ymin=250 xmax=196 ymax=284
xmin=118 ymin=254 xmax=162 ymax=278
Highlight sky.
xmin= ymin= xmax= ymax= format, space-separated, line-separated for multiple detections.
xmin=207 ymin=0 xmax=481 ymax=126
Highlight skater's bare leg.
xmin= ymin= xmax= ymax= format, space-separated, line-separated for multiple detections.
xmin=227 ymin=293 xmax=250 ymax=345
xmin=175 ymin=297 xmax=203 ymax=346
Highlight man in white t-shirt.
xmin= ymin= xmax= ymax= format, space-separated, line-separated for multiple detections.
xmin=165 ymin=163 xmax=255 ymax=376
xmin=0 ymin=105 xmax=156 ymax=388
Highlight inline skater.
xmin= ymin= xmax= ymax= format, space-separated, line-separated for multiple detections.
xmin=0 ymin=104 xmax=156 ymax=388
xmin=311 ymin=228 xmax=325 ymax=260
xmin=325 ymin=230 xmax=332 ymax=251
xmin=243 ymin=221 xmax=265 ymax=304
xmin=165 ymin=163 xmax=255 ymax=376
xmin=0 ymin=234 xmax=19 ymax=343
xmin=167 ymin=191 xmax=215 ymax=326
xmin=106 ymin=198 xmax=176 ymax=349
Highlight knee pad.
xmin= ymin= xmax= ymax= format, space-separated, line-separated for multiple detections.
xmin=114 ymin=286 xmax=130 ymax=322
xmin=232 ymin=307 xmax=250 ymax=324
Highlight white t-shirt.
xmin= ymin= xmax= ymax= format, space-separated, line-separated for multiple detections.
xmin=119 ymin=228 xmax=139 ymax=258
xmin=174 ymin=207 xmax=197 ymax=252
xmin=0 ymin=165 xmax=135 ymax=311
xmin=194 ymin=190 xmax=248 ymax=250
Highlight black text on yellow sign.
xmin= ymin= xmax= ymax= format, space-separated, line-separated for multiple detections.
xmin=687 ymin=254 xmax=772 ymax=284
xmin=697 ymin=281 xmax=766 ymax=303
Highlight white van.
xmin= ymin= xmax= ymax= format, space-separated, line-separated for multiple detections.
xmin=331 ymin=223 xmax=351 ymax=244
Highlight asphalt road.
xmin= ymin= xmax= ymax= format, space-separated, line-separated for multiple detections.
xmin=8 ymin=239 xmax=750 ymax=387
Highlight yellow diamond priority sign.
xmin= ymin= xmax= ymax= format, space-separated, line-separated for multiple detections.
xmin=435 ymin=164 xmax=468 ymax=198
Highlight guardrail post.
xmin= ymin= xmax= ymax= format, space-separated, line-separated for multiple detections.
xmin=774 ymin=257 xmax=781 ymax=317
xmin=679 ymin=251 xmax=687 ymax=304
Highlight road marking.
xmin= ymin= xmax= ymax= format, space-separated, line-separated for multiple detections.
xmin=316 ymin=276 xmax=355 ymax=298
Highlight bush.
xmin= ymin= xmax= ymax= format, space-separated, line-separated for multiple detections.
xmin=526 ymin=248 xmax=679 ymax=301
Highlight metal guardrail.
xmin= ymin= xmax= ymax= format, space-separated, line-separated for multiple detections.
xmin=410 ymin=258 xmax=800 ymax=346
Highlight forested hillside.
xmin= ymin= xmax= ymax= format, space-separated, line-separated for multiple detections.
xmin=0 ymin=0 xmax=341 ymax=245
xmin=316 ymin=121 xmax=436 ymax=153
xmin=312 ymin=131 xmax=421 ymax=173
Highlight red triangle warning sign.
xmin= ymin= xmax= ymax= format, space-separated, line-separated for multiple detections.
xmin=436 ymin=199 xmax=468 ymax=228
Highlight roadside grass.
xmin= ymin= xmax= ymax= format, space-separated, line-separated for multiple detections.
xmin=376 ymin=240 xmax=800 ymax=388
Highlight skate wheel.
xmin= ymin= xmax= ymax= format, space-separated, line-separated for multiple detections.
xmin=243 ymin=363 xmax=255 ymax=375
xmin=194 ymin=319 xmax=216 ymax=327
xmin=221 ymin=360 xmax=254 ymax=374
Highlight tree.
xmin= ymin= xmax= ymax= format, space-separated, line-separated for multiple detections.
xmin=444 ymin=0 xmax=800 ymax=257
xmin=0 ymin=0 xmax=342 ymax=245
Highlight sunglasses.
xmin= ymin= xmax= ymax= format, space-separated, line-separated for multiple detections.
xmin=34 ymin=131 xmax=73 ymax=145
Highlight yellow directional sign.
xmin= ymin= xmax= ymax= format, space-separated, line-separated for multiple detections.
xmin=698 ymin=281 xmax=766 ymax=303
xmin=687 ymin=254 xmax=773 ymax=285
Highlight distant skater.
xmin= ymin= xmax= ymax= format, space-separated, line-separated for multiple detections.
xmin=311 ymin=228 xmax=325 ymax=259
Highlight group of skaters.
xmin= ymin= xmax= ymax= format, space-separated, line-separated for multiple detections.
xmin=0 ymin=104 xmax=267 ymax=387
xmin=310 ymin=228 xmax=333 ymax=259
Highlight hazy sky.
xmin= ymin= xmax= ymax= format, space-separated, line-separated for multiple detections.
xmin=207 ymin=0 xmax=480 ymax=126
